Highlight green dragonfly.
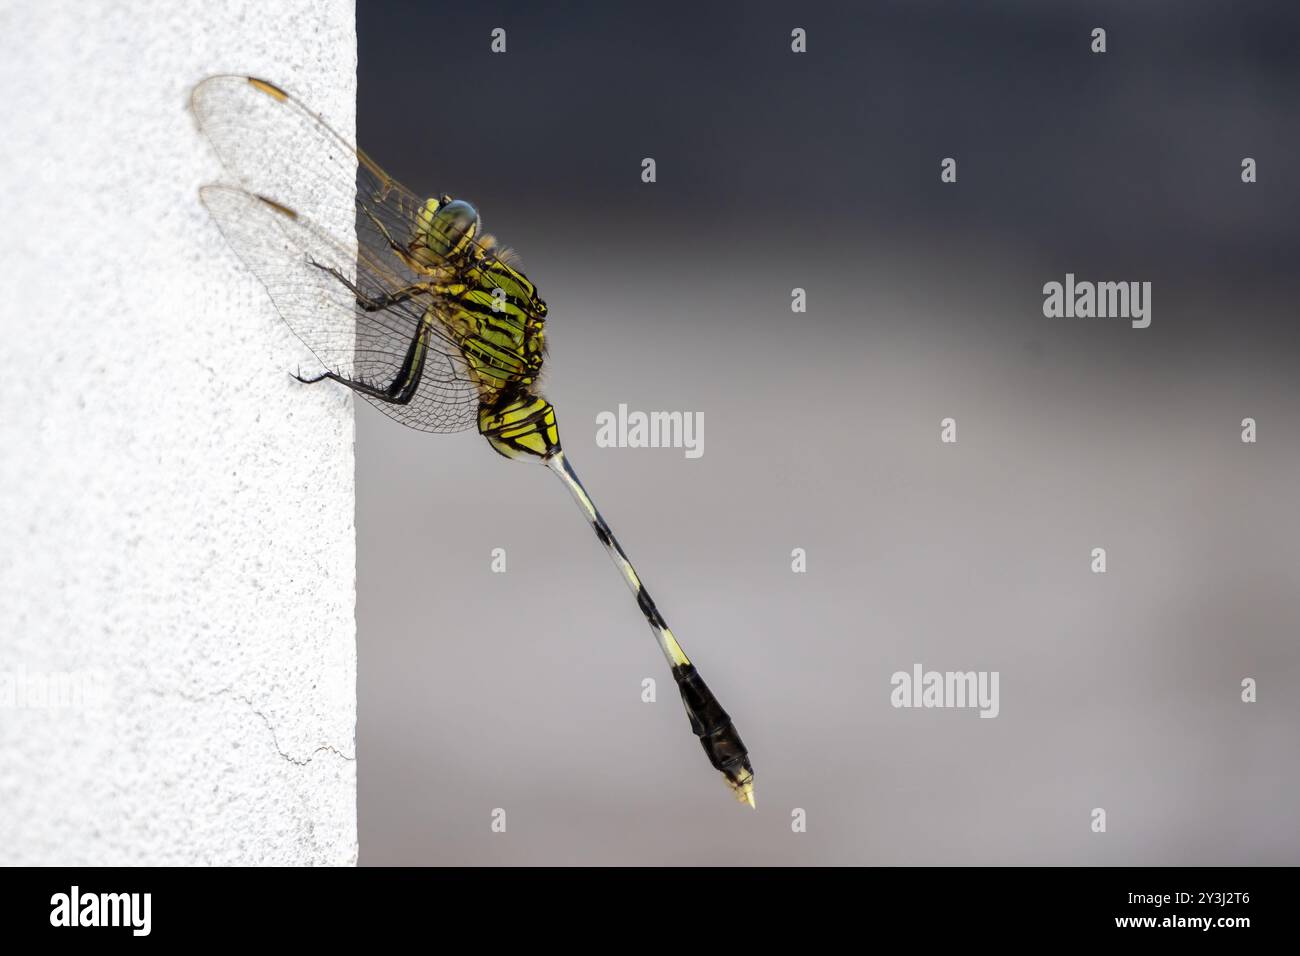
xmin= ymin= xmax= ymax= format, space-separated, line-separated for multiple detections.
xmin=191 ymin=75 xmax=755 ymax=807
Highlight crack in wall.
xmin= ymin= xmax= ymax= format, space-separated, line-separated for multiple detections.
xmin=239 ymin=695 xmax=356 ymax=766
xmin=153 ymin=684 xmax=356 ymax=764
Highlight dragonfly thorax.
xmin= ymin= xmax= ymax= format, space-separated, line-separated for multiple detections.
xmin=447 ymin=254 xmax=548 ymax=398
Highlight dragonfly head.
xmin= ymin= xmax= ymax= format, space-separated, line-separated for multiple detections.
xmin=415 ymin=195 xmax=479 ymax=262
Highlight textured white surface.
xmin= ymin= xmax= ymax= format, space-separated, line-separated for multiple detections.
xmin=0 ymin=1 xmax=357 ymax=864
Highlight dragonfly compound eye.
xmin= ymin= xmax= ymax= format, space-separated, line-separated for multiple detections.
xmin=421 ymin=198 xmax=479 ymax=258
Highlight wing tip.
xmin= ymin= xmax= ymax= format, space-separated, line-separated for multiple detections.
xmin=254 ymin=193 xmax=299 ymax=220
xmin=197 ymin=184 xmax=299 ymax=221
xmin=191 ymin=74 xmax=289 ymax=109
xmin=246 ymin=76 xmax=289 ymax=101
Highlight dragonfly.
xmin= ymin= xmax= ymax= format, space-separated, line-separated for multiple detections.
xmin=191 ymin=75 xmax=755 ymax=807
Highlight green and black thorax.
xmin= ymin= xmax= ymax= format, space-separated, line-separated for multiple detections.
xmin=410 ymin=195 xmax=560 ymax=461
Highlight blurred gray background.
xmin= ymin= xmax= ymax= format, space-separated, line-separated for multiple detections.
xmin=355 ymin=0 xmax=1300 ymax=864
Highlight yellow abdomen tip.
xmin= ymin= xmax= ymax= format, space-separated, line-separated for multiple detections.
xmin=726 ymin=775 xmax=755 ymax=809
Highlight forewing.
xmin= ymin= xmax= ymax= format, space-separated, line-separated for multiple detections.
xmin=192 ymin=74 xmax=481 ymax=433
xmin=192 ymin=74 xmax=467 ymax=281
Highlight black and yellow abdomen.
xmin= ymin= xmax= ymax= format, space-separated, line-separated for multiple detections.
xmin=478 ymin=390 xmax=560 ymax=461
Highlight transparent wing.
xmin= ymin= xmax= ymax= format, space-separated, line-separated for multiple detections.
xmin=192 ymin=74 xmax=482 ymax=433
xmin=199 ymin=184 xmax=480 ymax=433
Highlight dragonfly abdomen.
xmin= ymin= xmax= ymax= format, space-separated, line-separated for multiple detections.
xmin=672 ymin=663 xmax=756 ymax=803
xmin=478 ymin=390 xmax=560 ymax=461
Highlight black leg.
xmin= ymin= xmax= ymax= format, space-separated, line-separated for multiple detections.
xmin=296 ymin=257 xmax=438 ymax=405
xmin=290 ymin=321 xmax=431 ymax=406
xmin=307 ymin=258 xmax=430 ymax=313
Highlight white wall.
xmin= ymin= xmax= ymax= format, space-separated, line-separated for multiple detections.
xmin=0 ymin=1 xmax=357 ymax=864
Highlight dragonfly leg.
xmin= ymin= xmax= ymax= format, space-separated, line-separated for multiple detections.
xmin=360 ymin=205 xmax=404 ymax=256
xmin=355 ymin=283 xmax=432 ymax=312
xmin=292 ymin=367 xmax=331 ymax=385
xmin=290 ymin=318 xmax=431 ymax=406
xmin=360 ymin=205 xmax=429 ymax=274
xmin=307 ymin=258 xmax=431 ymax=312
